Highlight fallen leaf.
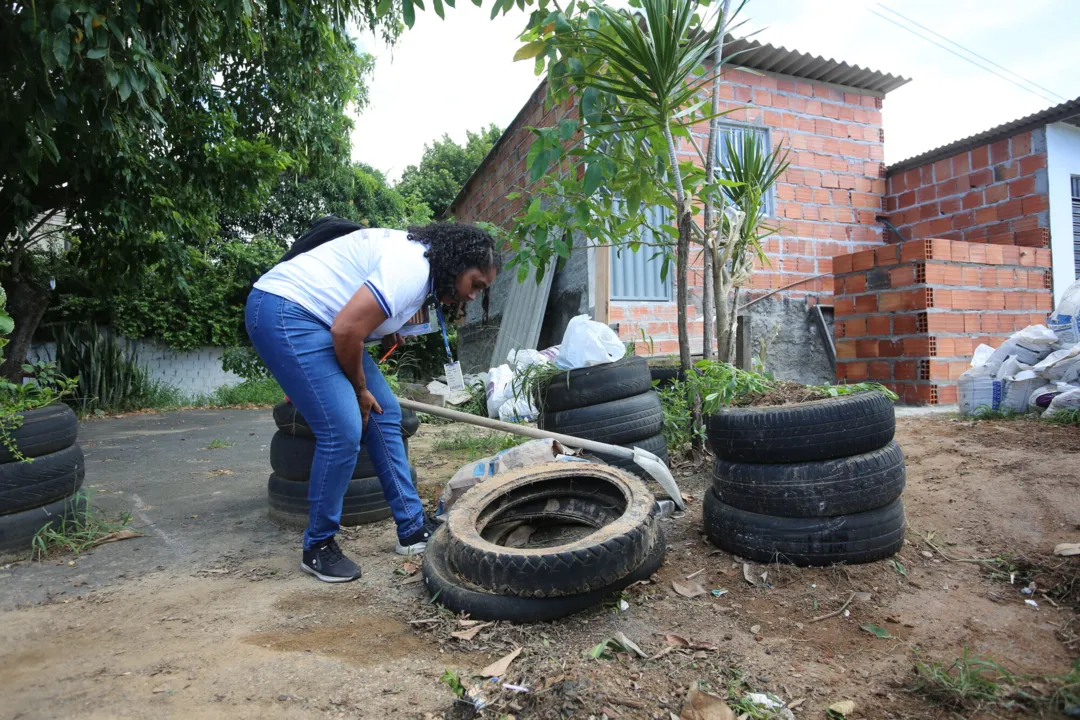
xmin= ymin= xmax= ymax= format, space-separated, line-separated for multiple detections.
xmin=685 ymin=569 xmax=704 ymax=580
xmin=1054 ymin=543 xmax=1080 ymax=557
xmin=458 ymin=619 xmax=482 ymax=628
xmin=85 ymin=529 xmax=143 ymax=550
xmin=648 ymin=646 xmax=675 ymax=661
xmin=787 ymin=698 xmax=805 ymax=710
xmin=398 ymin=573 xmax=424 ymax=585
xmin=859 ymin=623 xmax=891 ymax=639
xmin=152 ymin=686 xmax=169 ymax=694
xmin=613 ymin=631 xmax=646 ymax=658
xmin=480 ymin=647 xmax=521 ymax=677
xmin=401 ymin=561 xmax=419 ymax=575
xmin=680 ymin=687 xmax=736 ymax=720
xmin=664 ymin=634 xmax=690 ymax=647
xmin=672 ymin=580 xmax=707 ymax=598
xmin=827 ymin=700 xmax=855 ymax=717
xmin=451 ymin=622 xmax=493 ymax=641
xmin=742 ymin=563 xmax=757 ymax=586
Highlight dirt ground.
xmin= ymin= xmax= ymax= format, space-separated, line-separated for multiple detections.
xmin=1 ymin=411 xmax=1078 ymax=720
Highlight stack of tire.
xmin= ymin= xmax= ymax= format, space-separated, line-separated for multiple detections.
xmin=267 ymin=400 xmax=421 ymax=527
xmin=422 ymin=462 xmax=666 ymax=622
xmin=703 ymin=392 xmax=905 ymax=567
xmin=0 ymin=404 xmax=86 ymax=557
xmin=537 ymin=356 xmax=668 ymax=477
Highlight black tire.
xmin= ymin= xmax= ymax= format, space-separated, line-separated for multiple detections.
xmin=539 ymin=391 xmax=663 ymax=446
xmin=266 ymin=469 xmax=417 ymax=527
xmin=444 ymin=463 xmax=660 ymax=598
xmin=586 ymin=433 xmax=669 ymax=480
xmin=401 ymin=409 xmax=420 ymax=438
xmin=273 ymin=401 xmax=415 ymax=440
xmin=0 ymin=444 xmax=85 ymax=516
xmin=0 ymin=403 xmax=78 ymax=463
xmin=0 ymin=493 xmax=87 ymax=557
xmin=649 ymin=366 xmax=685 ymax=389
xmin=423 ymin=524 xmax=666 ymax=622
xmin=706 ymin=391 xmax=895 ymax=464
xmin=269 ymin=431 xmax=408 ymax=482
xmin=712 ymin=441 xmax=905 ymax=518
xmin=702 ymin=489 xmax=906 ymax=567
xmin=540 ymin=357 xmax=652 ymax=413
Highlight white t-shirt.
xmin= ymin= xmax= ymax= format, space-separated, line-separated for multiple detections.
xmin=253 ymin=228 xmax=432 ymax=339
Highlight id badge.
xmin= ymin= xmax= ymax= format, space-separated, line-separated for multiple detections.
xmin=444 ymin=361 xmax=466 ymax=392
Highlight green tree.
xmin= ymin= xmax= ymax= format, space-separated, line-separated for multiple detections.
xmin=396 ymin=124 xmax=503 ymax=218
xmin=1 ymin=1 xmax=397 ymax=381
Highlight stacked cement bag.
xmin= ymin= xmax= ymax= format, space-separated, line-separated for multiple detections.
xmin=702 ymin=392 xmax=905 ymax=567
xmin=537 ymin=355 xmax=668 ymax=477
xmin=267 ymin=400 xmax=420 ymax=526
xmin=422 ymin=462 xmax=666 ymax=621
xmin=960 ymin=281 xmax=1080 ymax=417
xmin=0 ymin=404 xmax=85 ymax=556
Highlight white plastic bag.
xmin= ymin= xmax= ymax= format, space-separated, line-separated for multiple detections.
xmin=970 ymin=344 xmax=996 ymax=369
xmin=1044 ymin=387 xmax=1080 ymax=419
xmin=507 ymin=346 xmax=559 ymax=370
xmin=995 ymin=355 xmax=1027 ymax=381
xmin=986 ymin=325 xmax=1060 ymax=371
xmin=1029 ymin=381 xmax=1074 ymax=411
xmin=1049 ymin=280 xmax=1080 ymax=345
xmin=556 ymin=315 xmax=625 ymax=370
xmin=497 ymin=395 xmax=538 ymax=423
xmin=486 ymin=364 xmax=514 ymax=419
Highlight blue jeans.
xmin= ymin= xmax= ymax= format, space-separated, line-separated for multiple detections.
xmin=245 ymin=288 xmax=424 ymax=549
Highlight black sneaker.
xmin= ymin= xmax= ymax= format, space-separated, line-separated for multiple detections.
xmin=395 ymin=517 xmax=437 ymax=555
xmin=301 ymin=537 xmax=362 ymax=583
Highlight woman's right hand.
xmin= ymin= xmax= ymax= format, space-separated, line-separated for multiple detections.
xmin=359 ymin=388 xmax=383 ymax=427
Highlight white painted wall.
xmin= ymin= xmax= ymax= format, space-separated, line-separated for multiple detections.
xmin=27 ymin=338 xmax=241 ymax=396
xmin=1047 ymin=122 xmax=1080 ymax=305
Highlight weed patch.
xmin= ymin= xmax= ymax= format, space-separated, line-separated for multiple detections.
xmin=433 ymin=431 xmax=525 ymax=458
xmin=204 ymin=439 xmax=235 ymax=450
xmin=31 ymin=492 xmax=139 ymax=561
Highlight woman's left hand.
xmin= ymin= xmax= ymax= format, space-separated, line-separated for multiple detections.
xmin=380 ymin=333 xmax=404 ymax=359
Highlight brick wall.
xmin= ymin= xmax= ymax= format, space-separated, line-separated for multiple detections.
xmin=886 ymin=129 xmax=1050 ymax=246
xmin=451 ymin=69 xmax=890 ymax=357
xmin=832 ymin=237 xmax=1053 ymax=404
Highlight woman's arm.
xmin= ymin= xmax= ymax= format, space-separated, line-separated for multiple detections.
xmin=331 ymin=286 xmax=388 ymax=426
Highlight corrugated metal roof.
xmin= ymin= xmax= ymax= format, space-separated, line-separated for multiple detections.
xmin=888 ymin=96 xmax=1080 ymax=174
xmin=721 ymin=34 xmax=910 ymax=95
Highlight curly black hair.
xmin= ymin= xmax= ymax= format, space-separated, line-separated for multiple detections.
xmin=407 ymin=222 xmax=498 ymax=302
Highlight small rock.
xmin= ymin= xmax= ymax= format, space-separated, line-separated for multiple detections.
xmin=853 ymin=592 xmax=872 ymax=603
xmin=750 ymin=624 xmax=762 ymax=634
xmin=921 ymin=550 xmax=934 ymax=558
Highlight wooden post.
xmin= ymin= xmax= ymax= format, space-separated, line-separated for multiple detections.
xmin=594 ymin=245 xmax=611 ymax=324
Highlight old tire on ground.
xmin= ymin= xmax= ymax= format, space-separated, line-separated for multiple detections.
xmin=423 ymin=524 xmax=666 ymax=622
xmin=273 ymin=401 xmax=418 ymax=440
xmin=649 ymin=366 xmax=684 ymax=389
xmin=0 ymin=492 xmax=87 ymax=558
xmin=265 ymin=468 xmax=417 ymax=527
xmin=0 ymin=444 xmax=85 ymax=516
xmin=540 ymin=357 xmax=652 ymax=413
xmin=0 ymin=403 xmax=78 ymax=464
xmin=702 ymin=489 xmax=906 ymax=567
xmin=539 ymin=391 xmax=663 ymax=446
xmin=269 ymin=431 xmax=408 ymax=482
xmin=706 ymin=391 xmax=895 ymax=464
xmin=712 ymin=441 xmax=905 ymax=518
xmin=586 ymin=433 xmax=669 ymax=480
xmin=444 ymin=462 xmax=660 ymax=598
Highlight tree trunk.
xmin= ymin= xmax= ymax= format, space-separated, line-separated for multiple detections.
xmin=726 ymin=287 xmax=740 ymax=364
xmin=676 ymin=209 xmax=693 ymax=373
xmin=0 ymin=277 xmax=51 ymax=383
xmin=702 ymin=243 xmax=714 ymax=360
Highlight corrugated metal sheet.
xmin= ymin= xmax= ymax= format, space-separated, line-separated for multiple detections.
xmin=721 ymin=34 xmax=910 ymax=95
xmin=611 ymin=205 xmax=672 ymax=301
xmin=888 ymin=96 xmax=1080 ymax=174
xmin=489 ymin=261 xmax=556 ymax=368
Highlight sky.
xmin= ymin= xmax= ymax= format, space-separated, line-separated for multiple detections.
xmin=349 ymin=0 xmax=1080 ymax=182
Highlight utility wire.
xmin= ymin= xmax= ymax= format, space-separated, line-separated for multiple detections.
xmin=877 ymin=3 xmax=1068 ymax=103
xmin=867 ymin=6 xmax=1062 ymax=105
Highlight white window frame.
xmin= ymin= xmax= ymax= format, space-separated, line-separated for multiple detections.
xmin=714 ymin=120 xmax=776 ymax=218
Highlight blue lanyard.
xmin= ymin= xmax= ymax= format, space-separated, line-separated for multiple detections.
xmin=435 ymin=306 xmax=454 ymax=364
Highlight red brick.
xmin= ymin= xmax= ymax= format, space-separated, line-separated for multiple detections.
xmin=991 ymin=138 xmax=1011 ymax=164
xmin=984 ymin=183 xmax=1008 ymax=204
xmin=833 ymin=253 xmax=854 ymax=275
xmin=876 ymin=244 xmax=900 ymax=266
xmin=867 ymin=316 xmax=891 ymax=335
xmin=845 ymin=361 xmax=869 ymax=381
xmin=879 ymin=340 xmax=903 ymax=357
xmin=851 ymin=249 xmax=876 ymax=271
xmin=845 ymin=318 xmax=867 ymax=337
xmin=971 ymin=145 xmax=989 ymax=169
xmin=967 ymin=244 xmax=988 ymax=264
xmin=1018 ymin=154 xmax=1047 ymax=175
xmin=1022 ymin=195 xmax=1049 ymax=215
xmin=855 ymin=294 xmax=878 ymax=314
xmin=835 ymin=297 xmax=856 ymax=316
xmin=856 ymin=339 xmax=879 ymax=358
xmin=995 ymin=162 xmax=1020 ymax=182
xmin=1036 ymin=249 xmax=1052 ymax=267
xmin=1012 ymin=131 xmax=1032 ymax=157
xmin=878 ymin=291 xmax=904 ymax=312
xmin=933 ymin=158 xmax=953 ymax=181
xmin=968 ymin=168 xmax=993 ymax=188
xmin=846 ymin=273 xmax=868 ymax=293
xmin=1009 ymin=176 xmax=1036 ymax=198
xmin=998 ymin=198 xmax=1024 ymax=220
xmin=894 ymin=314 xmax=918 ymax=335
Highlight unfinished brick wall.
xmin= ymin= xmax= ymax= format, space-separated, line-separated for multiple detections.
xmin=885 ymin=129 xmax=1050 ymax=246
xmin=833 ymin=237 xmax=1053 ymax=404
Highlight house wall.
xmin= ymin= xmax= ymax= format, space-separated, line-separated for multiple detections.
xmin=1046 ymin=122 xmax=1080 ymax=301
xmin=885 ymin=129 xmax=1050 ymax=248
xmin=451 ymin=69 xmax=888 ymax=379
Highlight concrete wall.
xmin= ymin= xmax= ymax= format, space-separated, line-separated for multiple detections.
xmin=28 ymin=337 xmax=242 ymax=396
xmin=1047 ymin=121 xmax=1080 ymax=303
xmin=886 ymin=129 xmax=1050 ymax=245
xmin=748 ymin=296 xmax=835 ymax=385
